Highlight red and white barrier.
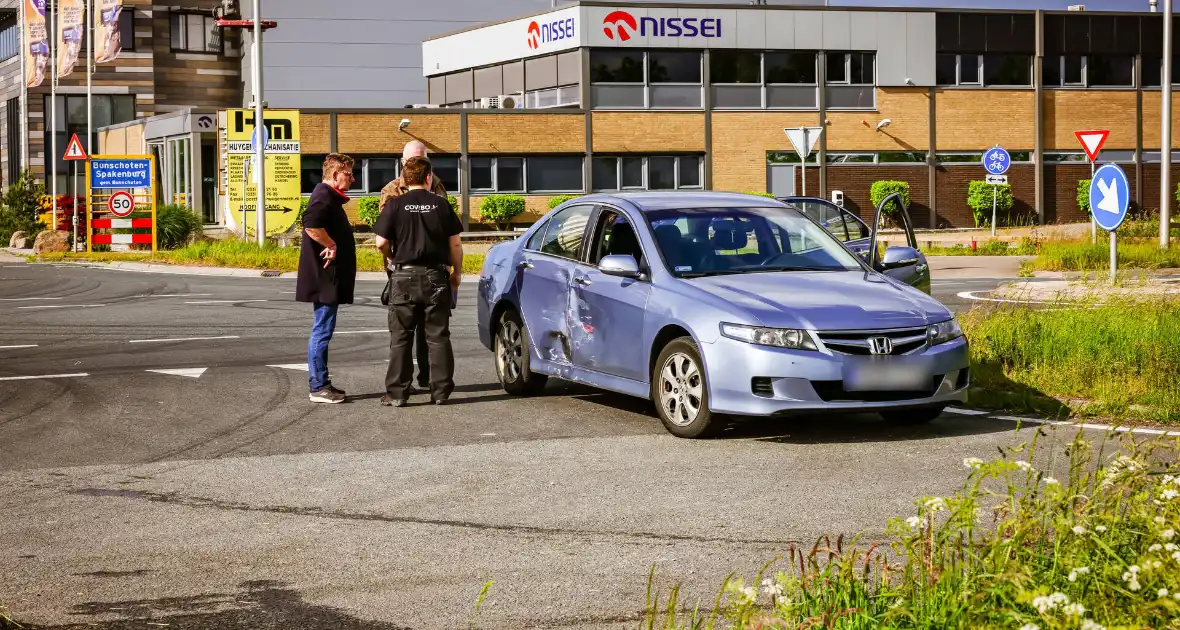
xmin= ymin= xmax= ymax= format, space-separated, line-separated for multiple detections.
xmin=91 ymin=218 xmax=153 ymax=229
xmin=91 ymin=233 xmax=154 ymax=245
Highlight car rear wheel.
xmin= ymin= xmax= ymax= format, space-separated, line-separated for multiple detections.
xmin=652 ymin=338 xmax=721 ymax=439
xmin=880 ymin=405 xmax=946 ymax=425
xmin=495 ymin=309 xmax=547 ymax=396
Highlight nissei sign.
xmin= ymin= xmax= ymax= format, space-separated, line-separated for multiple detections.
xmin=527 ymin=16 xmax=576 ymax=50
xmin=602 ymin=10 xmax=722 ymax=41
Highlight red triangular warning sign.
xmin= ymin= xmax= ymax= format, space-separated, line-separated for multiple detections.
xmin=1074 ymin=129 xmax=1110 ymax=162
xmin=63 ymin=133 xmax=88 ymax=161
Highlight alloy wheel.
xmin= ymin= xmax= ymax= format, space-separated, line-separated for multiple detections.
xmin=497 ymin=320 xmax=523 ymax=382
xmin=659 ymin=352 xmax=703 ymax=427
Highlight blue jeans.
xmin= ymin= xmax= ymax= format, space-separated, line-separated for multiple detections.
xmin=308 ymin=302 xmax=339 ymax=392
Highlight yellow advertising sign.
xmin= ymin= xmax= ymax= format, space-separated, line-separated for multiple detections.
xmin=224 ymin=109 xmax=302 ymax=235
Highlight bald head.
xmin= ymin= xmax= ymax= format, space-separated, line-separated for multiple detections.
xmin=402 ymin=140 xmax=427 ymax=161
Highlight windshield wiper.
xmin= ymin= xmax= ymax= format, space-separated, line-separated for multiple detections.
xmin=678 ymin=270 xmax=744 ymax=278
xmin=740 ymin=266 xmax=850 ymax=272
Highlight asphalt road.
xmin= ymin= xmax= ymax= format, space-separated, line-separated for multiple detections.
xmin=0 ymin=261 xmax=1063 ymax=629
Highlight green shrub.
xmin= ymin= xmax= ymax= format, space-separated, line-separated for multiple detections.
xmin=447 ymin=195 xmax=459 ymax=213
xmin=869 ymin=180 xmax=910 ymax=219
xmin=743 ymin=191 xmax=777 ymax=198
xmin=967 ymin=180 xmax=1015 ymax=228
xmin=1078 ymin=179 xmax=1092 ymax=214
xmin=155 ymin=204 xmax=205 ymax=250
xmin=480 ymin=194 xmax=526 ymax=229
xmin=0 ymin=169 xmax=47 ymax=245
xmin=356 ymin=196 xmax=381 ymax=227
xmin=295 ymin=196 xmax=310 ymax=229
xmin=547 ymin=194 xmax=580 ymax=209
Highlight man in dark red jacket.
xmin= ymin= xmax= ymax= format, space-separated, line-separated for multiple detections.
xmin=296 ymin=153 xmax=357 ymax=403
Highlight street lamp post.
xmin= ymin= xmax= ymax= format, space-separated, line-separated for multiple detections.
xmin=1164 ymin=0 xmax=1174 ymax=249
xmin=251 ymin=0 xmax=266 ymax=247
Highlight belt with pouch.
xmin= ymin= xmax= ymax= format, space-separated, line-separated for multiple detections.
xmin=388 ymin=263 xmax=447 ymax=273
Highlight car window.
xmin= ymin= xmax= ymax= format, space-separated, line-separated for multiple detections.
xmin=525 ymin=218 xmax=550 ymax=251
xmin=842 ymin=210 xmax=869 ymax=241
xmin=590 ymin=209 xmax=645 ymax=267
xmin=790 ymin=200 xmax=849 ymax=241
xmin=538 ymin=205 xmax=593 ymax=260
xmin=648 ymin=206 xmax=862 ymax=277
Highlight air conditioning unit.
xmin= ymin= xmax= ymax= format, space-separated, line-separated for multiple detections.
xmin=497 ymin=94 xmax=521 ymax=109
xmin=477 ymin=97 xmax=498 ymax=109
xmin=408 ymin=103 xmax=440 ymax=109
xmin=1067 ymin=4 xmax=1085 ymax=10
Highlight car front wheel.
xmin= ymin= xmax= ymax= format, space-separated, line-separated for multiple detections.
xmin=495 ymin=309 xmax=547 ymax=396
xmin=651 ymin=338 xmax=721 ymax=438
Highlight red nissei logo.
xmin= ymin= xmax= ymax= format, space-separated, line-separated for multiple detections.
xmin=527 ymin=21 xmax=541 ymax=49
xmin=602 ymin=10 xmax=637 ymax=41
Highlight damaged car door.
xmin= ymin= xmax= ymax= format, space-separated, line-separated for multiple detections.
xmin=517 ymin=204 xmax=594 ymax=364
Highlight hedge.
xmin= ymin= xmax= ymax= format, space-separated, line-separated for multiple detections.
xmin=869 ymin=181 xmax=910 ymax=218
xmin=967 ymin=181 xmax=1014 ymax=228
xmin=480 ymin=195 xmax=526 ymax=228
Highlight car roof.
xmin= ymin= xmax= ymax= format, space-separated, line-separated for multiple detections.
xmin=578 ymin=191 xmax=788 ymax=213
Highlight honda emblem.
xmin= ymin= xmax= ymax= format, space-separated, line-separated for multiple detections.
xmin=868 ymin=337 xmax=893 ymax=355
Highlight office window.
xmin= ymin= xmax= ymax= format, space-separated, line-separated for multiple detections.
xmin=431 ymin=157 xmax=460 ymax=193
xmin=43 ymin=94 xmax=136 ymax=190
xmin=591 ymin=156 xmax=703 ymax=191
xmin=470 ymin=157 xmax=493 ymax=191
xmin=0 ymin=12 xmax=18 ymax=62
xmin=711 ymin=51 xmax=817 ymax=109
xmin=937 ymin=53 xmax=983 ymax=86
xmin=497 ymin=157 xmax=525 ymax=192
xmin=649 ymin=51 xmax=700 ymax=83
xmin=590 ymin=50 xmax=644 ymax=83
xmin=766 ymin=52 xmax=817 ymax=84
xmin=6 ymin=97 xmax=20 ymax=185
xmin=983 ymin=54 xmax=1032 ymax=86
xmin=1087 ymin=55 xmax=1134 ymax=87
xmin=826 ymin=54 xmax=848 ymax=84
xmin=119 ymin=8 xmax=136 ymax=52
xmin=527 ymin=156 xmax=583 ymax=192
xmin=301 ymin=156 xmax=325 ymax=194
xmin=1143 ymin=56 xmax=1180 ymax=87
xmin=959 ymin=55 xmax=981 ymax=84
xmin=591 ymin=49 xmax=701 ymax=109
xmin=710 ymin=51 xmax=761 ymax=84
xmin=170 ymin=12 xmax=220 ymax=53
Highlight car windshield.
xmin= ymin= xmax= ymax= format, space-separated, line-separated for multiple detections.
xmin=647 ymin=206 xmax=864 ymax=277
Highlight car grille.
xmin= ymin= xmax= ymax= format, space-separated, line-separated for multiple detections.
xmin=814 ymin=327 xmax=928 ymax=356
xmin=751 ymin=377 xmax=774 ymax=398
xmin=810 ymin=376 xmax=943 ymax=403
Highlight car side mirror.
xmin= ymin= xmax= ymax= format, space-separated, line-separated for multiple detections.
xmin=599 ymin=254 xmax=641 ymax=278
xmin=881 ymin=246 xmax=921 ymax=270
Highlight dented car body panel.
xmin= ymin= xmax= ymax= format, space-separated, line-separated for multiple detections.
xmin=477 ymin=192 xmax=968 ymax=416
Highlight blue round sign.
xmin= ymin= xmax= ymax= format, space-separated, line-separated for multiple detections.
xmin=1089 ymin=163 xmax=1130 ymax=232
xmin=983 ymin=147 xmax=1011 ymax=175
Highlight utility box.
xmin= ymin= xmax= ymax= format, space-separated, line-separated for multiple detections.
xmin=831 ymin=190 xmax=845 ymax=208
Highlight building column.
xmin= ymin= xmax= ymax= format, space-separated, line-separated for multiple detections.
xmin=328 ymin=113 xmax=338 ymax=154
xmin=1034 ymin=9 xmax=1045 ymax=224
xmin=817 ymin=51 xmax=827 ymax=197
xmin=581 ymin=48 xmax=592 ymax=194
xmin=928 ymin=87 xmax=937 ymax=229
xmin=1136 ymin=54 xmax=1144 ymax=210
xmin=702 ymin=49 xmax=713 ymax=190
xmin=459 ymin=111 xmax=469 ymax=231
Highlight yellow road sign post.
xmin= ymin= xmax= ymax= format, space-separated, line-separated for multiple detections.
xmin=223 ymin=109 xmax=302 ymax=238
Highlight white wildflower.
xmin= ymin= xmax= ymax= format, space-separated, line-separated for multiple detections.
xmin=1162 ymin=489 xmax=1179 ymax=501
xmin=1063 ymin=602 xmax=1086 ymax=617
xmin=1174 ymin=591 xmax=1180 ymax=601
xmin=1094 ymin=525 xmax=1107 ymax=532
xmin=1015 ymin=460 xmax=1033 ymax=472
xmin=1155 ymin=516 xmax=1166 ymax=524
xmin=1172 ymin=550 xmax=1180 ymax=562
xmin=1019 ymin=624 xmax=1040 ymax=630
xmin=1150 ymin=543 xmax=1163 ymax=552
xmin=1081 ymin=620 xmax=1106 ymax=630
xmin=1152 ymin=560 xmax=1163 ymax=569
xmin=1166 ymin=543 xmax=1178 ymax=552
xmin=1166 ymin=474 xmax=1176 ymax=484
xmin=1044 ymin=477 xmax=1060 ymax=485
xmin=1031 ymin=592 xmax=1070 ymax=614
xmin=925 ymin=497 xmax=947 ymax=512
xmin=1159 ymin=588 xmax=1170 ymax=598
xmin=963 ymin=457 xmax=984 ymax=469
xmin=1161 ymin=528 xmax=1176 ymax=540
xmin=1122 ymin=565 xmax=1142 ymax=591
xmin=761 ymin=578 xmax=783 ymax=599
xmin=1072 ymin=525 xmax=1087 ymax=535
xmin=1068 ymin=567 xmax=1090 ymax=582
xmin=905 ymin=516 xmax=922 ymax=529
xmin=739 ymin=586 xmax=757 ymax=604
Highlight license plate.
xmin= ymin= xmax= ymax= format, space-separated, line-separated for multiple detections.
xmin=843 ymin=357 xmax=931 ymax=391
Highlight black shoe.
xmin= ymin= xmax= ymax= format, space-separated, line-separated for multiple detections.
xmin=405 ymin=384 xmax=421 ymax=397
xmin=431 ymin=397 xmax=448 ymax=406
xmin=380 ymin=395 xmax=407 ymax=408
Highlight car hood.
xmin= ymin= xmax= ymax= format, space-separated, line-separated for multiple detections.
xmin=684 ymin=270 xmax=950 ymax=330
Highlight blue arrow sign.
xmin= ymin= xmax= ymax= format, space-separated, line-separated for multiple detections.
xmin=250 ymin=125 xmax=269 ymax=152
xmin=1089 ymin=163 xmax=1130 ymax=232
xmin=982 ymin=147 xmax=1011 ymax=175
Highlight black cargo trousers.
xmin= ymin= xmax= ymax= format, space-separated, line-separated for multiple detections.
xmin=385 ymin=264 xmax=455 ymax=402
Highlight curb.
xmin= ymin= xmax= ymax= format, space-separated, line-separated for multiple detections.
xmin=946 ymin=407 xmax=1180 ymax=437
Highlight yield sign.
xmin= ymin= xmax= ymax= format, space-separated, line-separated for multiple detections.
xmin=784 ymin=127 xmax=824 ymax=160
xmin=63 ymin=133 xmax=88 ymax=160
xmin=1074 ymin=129 xmax=1110 ymax=162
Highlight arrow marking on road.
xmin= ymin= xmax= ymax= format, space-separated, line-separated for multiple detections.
xmin=1095 ymin=177 xmax=1120 ymax=214
xmin=0 ymin=344 xmax=37 ymax=349
xmin=267 ymin=363 xmax=309 ymax=371
xmin=147 ymin=367 xmax=208 ymax=379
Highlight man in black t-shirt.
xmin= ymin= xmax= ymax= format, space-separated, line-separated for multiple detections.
xmin=373 ymin=156 xmax=464 ymax=406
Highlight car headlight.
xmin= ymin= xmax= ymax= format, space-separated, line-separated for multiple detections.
xmin=927 ymin=318 xmax=963 ymax=346
xmin=720 ymin=323 xmax=817 ymax=351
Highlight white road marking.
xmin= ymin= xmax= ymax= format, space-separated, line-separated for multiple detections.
xmin=0 ymin=297 xmax=63 ymax=301
xmin=0 ymin=344 xmax=37 ymax=349
xmin=267 ymin=363 xmax=308 ymax=371
xmin=184 ymin=300 xmax=269 ymax=304
xmin=149 ymin=293 xmax=214 ymax=297
xmin=146 ymin=367 xmax=208 ymax=378
xmin=955 ymin=291 xmax=1073 ymax=305
xmin=129 ymin=335 xmax=240 ymax=344
xmin=982 ymin=414 xmax=1180 ymax=437
xmin=335 ymin=329 xmax=387 ymax=335
xmin=945 ymin=407 xmax=990 ymax=416
xmin=16 ymin=304 xmax=104 ymax=309
xmin=0 ymin=373 xmax=88 ymax=381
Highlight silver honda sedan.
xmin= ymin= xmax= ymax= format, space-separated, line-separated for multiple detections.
xmin=476 ymin=192 xmax=968 ymax=438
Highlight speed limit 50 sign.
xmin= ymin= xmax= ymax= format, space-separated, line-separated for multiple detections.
xmin=108 ymin=191 xmax=135 ymax=217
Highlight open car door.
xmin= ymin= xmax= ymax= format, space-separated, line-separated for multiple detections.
xmin=867 ymin=192 xmax=930 ymax=294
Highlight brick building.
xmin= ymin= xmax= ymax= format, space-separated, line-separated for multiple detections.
xmin=290 ymin=1 xmax=1172 ymax=230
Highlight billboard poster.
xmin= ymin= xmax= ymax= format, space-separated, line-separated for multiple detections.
xmin=23 ymin=0 xmax=49 ymax=88
xmin=94 ymin=0 xmax=123 ymax=64
xmin=56 ymin=0 xmax=85 ymax=78
xmin=223 ymin=109 xmax=303 ymax=235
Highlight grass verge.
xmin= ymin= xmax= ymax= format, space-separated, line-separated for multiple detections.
xmin=644 ymin=431 xmax=1180 ymax=629
xmin=962 ymin=298 xmax=1180 ymax=423
xmin=922 ymin=239 xmax=1040 ymax=256
xmin=33 ymin=240 xmax=488 ymax=275
xmin=1029 ymin=241 xmax=1180 ymax=272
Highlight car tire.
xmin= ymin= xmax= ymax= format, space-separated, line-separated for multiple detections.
xmin=495 ymin=309 xmax=548 ymax=396
xmin=880 ymin=405 xmax=946 ymax=425
xmin=651 ymin=337 xmax=721 ymax=439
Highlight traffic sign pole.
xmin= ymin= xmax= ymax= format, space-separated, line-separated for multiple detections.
xmin=982 ymin=146 xmax=1011 ymax=236
xmin=992 ymin=186 xmax=998 ymax=237
xmin=1091 ymin=160 xmax=1097 ymax=244
xmin=1089 ymin=163 xmax=1130 ymax=284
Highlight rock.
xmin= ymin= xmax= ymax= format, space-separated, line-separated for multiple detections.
xmin=8 ymin=231 xmax=29 ymax=249
xmin=33 ymin=230 xmax=69 ymax=254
